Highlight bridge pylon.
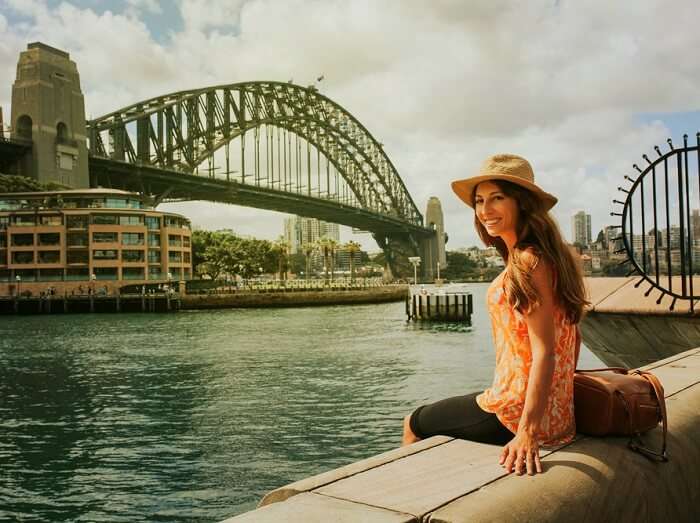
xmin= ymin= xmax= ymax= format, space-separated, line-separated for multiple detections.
xmin=374 ymin=197 xmax=447 ymax=282
xmin=11 ymin=42 xmax=89 ymax=187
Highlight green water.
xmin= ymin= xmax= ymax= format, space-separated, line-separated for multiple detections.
xmin=0 ymin=283 xmax=602 ymax=521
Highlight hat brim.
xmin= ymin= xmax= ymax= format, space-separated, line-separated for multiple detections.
xmin=451 ymin=174 xmax=558 ymax=211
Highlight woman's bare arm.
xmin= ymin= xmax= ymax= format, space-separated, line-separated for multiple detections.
xmin=500 ymin=253 xmax=556 ymax=475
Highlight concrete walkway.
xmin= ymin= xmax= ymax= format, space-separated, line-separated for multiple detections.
xmin=222 ymin=348 xmax=700 ymax=522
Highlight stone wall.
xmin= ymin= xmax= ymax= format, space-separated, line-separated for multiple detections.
xmin=181 ymin=285 xmax=408 ymax=309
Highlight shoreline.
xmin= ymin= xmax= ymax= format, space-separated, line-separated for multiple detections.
xmin=180 ymin=285 xmax=409 ymax=310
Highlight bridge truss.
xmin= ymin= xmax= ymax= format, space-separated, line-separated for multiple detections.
xmin=86 ymin=82 xmax=429 ymax=243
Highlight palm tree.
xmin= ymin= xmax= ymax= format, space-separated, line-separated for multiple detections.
xmin=316 ymin=236 xmax=338 ymax=284
xmin=343 ymin=241 xmax=362 ymax=282
xmin=272 ymin=237 xmax=291 ymax=281
xmin=302 ymin=242 xmax=315 ymax=281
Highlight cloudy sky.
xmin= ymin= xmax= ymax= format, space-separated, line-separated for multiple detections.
xmin=1 ymin=0 xmax=699 ymax=251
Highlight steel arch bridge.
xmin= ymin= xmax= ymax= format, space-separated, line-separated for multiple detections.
xmin=86 ymin=81 xmax=437 ymax=276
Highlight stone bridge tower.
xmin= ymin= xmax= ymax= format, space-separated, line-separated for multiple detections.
xmin=10 ymin=42 xmax=89 ymax=188
xmin=422 ymin=196 xmax=447 ymax=280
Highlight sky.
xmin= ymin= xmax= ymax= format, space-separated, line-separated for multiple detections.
xmin=1 ymin=0 xmax=699 ymax=251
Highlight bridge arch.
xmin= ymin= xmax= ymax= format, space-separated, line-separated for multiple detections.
xmin=87 ymin=81 xmax=423 ymax=229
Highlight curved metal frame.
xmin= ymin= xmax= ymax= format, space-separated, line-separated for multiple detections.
xmin=86 ymin=81 xmax=423 ymax=228
xmin=615 ymin=132 xmax=700 ymax=311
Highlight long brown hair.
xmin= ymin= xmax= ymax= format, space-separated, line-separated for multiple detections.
xmin=473 ymin=180 xmax=589 ymax=324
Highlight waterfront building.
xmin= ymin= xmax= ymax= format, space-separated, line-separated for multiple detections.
xmin=0 ymin=188 xmax=192 ymax=296
xmin=572 ymin=211 xmax=592 ymax=246
xmin=283 ymin=216 xmax=340 ymax=254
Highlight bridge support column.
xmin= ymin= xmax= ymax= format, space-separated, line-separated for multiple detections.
xmin=11 ymin=42 xmax=89 ymax=188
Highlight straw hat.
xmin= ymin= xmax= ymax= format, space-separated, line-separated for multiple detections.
xmin=451 ymin=154 xmax=557 ymax=210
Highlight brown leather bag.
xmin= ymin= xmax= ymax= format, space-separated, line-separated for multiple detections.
xmin=573 ymin=367 xmax=668 ymax=461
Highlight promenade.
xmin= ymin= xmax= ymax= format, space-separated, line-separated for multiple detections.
xmin=223 ymin=348 xmax=700 ymax=522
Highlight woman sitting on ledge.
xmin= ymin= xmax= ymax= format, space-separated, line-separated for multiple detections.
xmin=402 ymin=154 xmax=588 ymax=476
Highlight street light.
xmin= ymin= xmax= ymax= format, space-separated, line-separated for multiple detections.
xmin=15 ymin=274 xmax=21 ymax=297
xmin=408 ymin=257 xmax=421 ymax=286
xmin=90 ymin=272 xmax=96 ymax=296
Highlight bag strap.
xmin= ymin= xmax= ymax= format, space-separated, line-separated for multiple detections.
xmin=627 ymin=370 xmax=668 ymax=462
xmin=575 ymin=367 xmax=629 ymax=374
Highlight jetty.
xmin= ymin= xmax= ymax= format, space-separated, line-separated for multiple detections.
xmin=405 ymin=286 xmax=473 ymax=323
xmin=221 ymin=347 xmax=700 ymax=522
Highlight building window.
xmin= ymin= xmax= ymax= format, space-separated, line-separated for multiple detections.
xmin=105 ymin=198 xmax=129 ymax=209
xmin=148 ymin=266 xmax=162 ymax=280
xmin=67 ymin=251 xmax=88 ymax=264
xmin=67 ymin=232 xmax=88 ymax=247
xmin=147 ymin=250 xmax=161 ymax=263
xmin=92 ymin=214 xmax=118 ymax=225
xmin=93 ymin=232 xmax=118 ymax=243
xmin=12 ymin=251 xmax=34 ymax=264
xmin=183 ymin=252 xmax=191 ymax=263
xmin=93 ymin=249 xmax=118 ymax=260
xmin=119 ymin=215 xmax=143 ymax=226
xmin=122 ymin=250 xmax=145 ymax=262
xmin=38 ymin=251 xmax=60 ymax=264
xmin=183 ymin=236 xmax=191 ymax=247
xmin=66 ymin=215 xmax=88 ymax=229
xmin=145 ymin=216 xmax=161 ymax=230
xmin=122 ymin=233 xmax=144 ymax=246
xmin=66 ymin=268 xmax=89 ymax=280
xmin=39 ymin=215 xmax=63 ymax=226
xmin=148 ymin=233 xmax=161 ymax=247
xmin=94 ymin=267 xmax=118 ymax=280
xmin=38 ymin=233 xmax=61 ymax=245
xmin=168 ymin=251 xmax=182 ymax=263
xmin=0 ymin=235 xmax=6 ymax=248
xmin=122 ymin=267 xmax=145 ymax=280
xmin=11 ymin=233 xmax=34 ymax=246
xmin=0 ymin=216 xmax=8 ymax=229
xmin=183 ymin=268 xmax=191 ymax=280
xmin=165 ymin=216 xmax=190 ymax=229
xmin=168 ymin=235 xmax=182 ymax=247
xmin=38 ymin=269 xmax=63 ymax=281
xmin=12 ymin=215 xmax=35 ymax=226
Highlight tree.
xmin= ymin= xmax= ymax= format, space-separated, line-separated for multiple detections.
xmin=316 ymin=237 xmax=338 ymax=283
xmin=272 ymin=237 xmax=291 ymax=280
xmin=443 ymin=251 xmax=478 ymax=281
xmin=343 ymin=240 xmax=362 ymax=281
xmin=302 ymin=242 xmax=316 ymax=280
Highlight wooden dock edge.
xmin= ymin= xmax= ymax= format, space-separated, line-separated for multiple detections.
xmin=221 ymin=348 xmax=700 ymax=522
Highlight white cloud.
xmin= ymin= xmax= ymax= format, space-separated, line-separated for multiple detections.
xmin=1 ymin=0 xmax=699 ymax=252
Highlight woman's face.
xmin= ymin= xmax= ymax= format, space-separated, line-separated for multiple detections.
xmin=474 ymin=181 xmax=519 ymax=238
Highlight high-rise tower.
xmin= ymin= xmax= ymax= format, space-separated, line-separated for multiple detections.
xmin=10 ymin=42 xmax=89 ymax=187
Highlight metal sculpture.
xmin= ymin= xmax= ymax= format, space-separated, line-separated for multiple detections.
xmin=613 ymin=133 xmax=700 ymax=311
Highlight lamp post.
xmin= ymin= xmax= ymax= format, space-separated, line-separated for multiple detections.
xmin=90 ymin=272 xmax=96 ymax=295
xmin=408 ymin=257 xmax=421 ymax=286
xmin=15 ymin=274 xmax=21 ymax=297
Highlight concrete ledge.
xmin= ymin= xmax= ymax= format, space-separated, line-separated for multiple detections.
xmin=181 ymin=286 xmax=407 ymax=310
xmin=584 ymin=276 xmax=700 ymax=316
xmin=582 ymin=277 xmax=700 ymax=367
xmin=221 ymin=348 xmax=700 ymax=522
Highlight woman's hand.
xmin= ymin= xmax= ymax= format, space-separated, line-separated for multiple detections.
xmin=499 ymin=429 xmax=542 ymax=476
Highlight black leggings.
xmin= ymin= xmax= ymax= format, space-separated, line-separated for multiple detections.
xmin=409 ymin=392 xmax=514 ymax=445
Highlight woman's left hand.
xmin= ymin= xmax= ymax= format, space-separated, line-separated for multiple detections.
xmin=499 ymin=429 xmax=542 ymax=476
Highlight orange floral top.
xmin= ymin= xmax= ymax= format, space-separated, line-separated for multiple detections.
xmin=476 ymin=265 xmax=578 ymax=447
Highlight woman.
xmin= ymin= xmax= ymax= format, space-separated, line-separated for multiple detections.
xmin=402 ymin=154 xmax=588 ymax=477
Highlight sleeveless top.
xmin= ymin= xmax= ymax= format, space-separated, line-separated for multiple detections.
xmin=476 ymin=265 xmax=577 ymax=447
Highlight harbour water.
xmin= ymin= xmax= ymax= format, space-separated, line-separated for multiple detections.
xmin=0 ymin=283 xmax=602 ymax=522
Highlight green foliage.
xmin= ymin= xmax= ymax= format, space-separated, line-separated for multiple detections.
xmin=0 ymin=174 xmax=70 ymax=193
xmin=442 ymin=251 xmax=478 ymax=280
xmin=190 ymin=229 xmax=279 ymax=280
